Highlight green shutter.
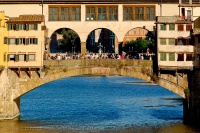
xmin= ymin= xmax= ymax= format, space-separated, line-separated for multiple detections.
xmin=16 ymin=38 xmax=19 ymax=45
xmin=8 ymin=38 xmax=10 ymax=45
xmin=34 ymin=24 xmax=38 ymax=30
xmin=35 ymin=38 xmax=38 ymax=45
xmin=7 ymin=24 xmax=11 ymax=30
xmin=160 ymin=52 xmax=166 ymax=61
xmin=169 ymin=53 xmax=175 ymax=61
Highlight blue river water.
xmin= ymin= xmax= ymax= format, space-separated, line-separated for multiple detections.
xmin=20 ymin=75 xmax=184 ymax=132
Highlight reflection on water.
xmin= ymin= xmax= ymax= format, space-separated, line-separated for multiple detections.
xmin=1 ymin=75 xmax=200 ymax=133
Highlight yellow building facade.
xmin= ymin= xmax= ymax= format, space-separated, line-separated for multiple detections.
xmin=0 ymin=11 xmax=8 ymax=68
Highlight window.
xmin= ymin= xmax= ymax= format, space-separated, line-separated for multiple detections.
xmin=168 ymin=38 xmax=175 ymax=45
xmin=28 ymin=24 xmax=38 ymax=30
xmin=8 ymin=38 xmax=16 ymax=44
xmin=123 ymin=7 xmax=132 ymax=20
xmin=109 ymin=7 xmax=118 ymax=20
xmin=160 ymin=52 xmax=166 ymax=61
xmin=160 ymin=24 xmax=166 ymax=30
xmin=178 ymin=24 xmax=184 ymax=31
xmin=135 ymin=7 xmax=144 ymax=20
xmin=4 ymin=37 xmax=7 ymax=44
xmin=169 ymin=24 xmax=175 ymax=30
xmin=49 ymin=7 xmax=59 ymax=21
xmin=49 ymin=6 xmax=81 ymax=21
xmin=123 ymin=6 xmax=155 ymax=21
xmin=7 ymin=54 xmax=16 ymax=61
xmin=186 ymin=53 xmax=193 ymax=61
xmin=160 ymin=38 xmax=166 ymax=45
xmin=19 ymin=38 xmax=26 ymax=45
xmin=61 ymin=7 xmax=69 ymax=21
xmin=169 ymin=53 xmax=175 ymax=61
xmin=146 ymin=7 xmax=155 ymax=20
xmin=177 ymin=53 xmax=184 ymax=61
xmin=27 ymin=54 xmax=35 ymax=61
xmin=86 ymin=7 xmax=95 ymax=20
xmin=186 ymin=24 xmax=192 ymax=31
xmin=72 ymin=7 xmax=81 ymax=21
xmin=28 ymin=38 xmax=38 ymax=44
xmin=175 ymin=38 xmax=190 ymax=45
xmin=98 ymin=7 xmax=106 ymax=20
xmin=19 ymin=54 xmax=25 ymax=61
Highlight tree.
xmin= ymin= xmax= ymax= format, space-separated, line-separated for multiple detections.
xmin=122 ymin=37 xmax=156 ymax=54
xmin=59 ymin=29 xmax=79 ymax=52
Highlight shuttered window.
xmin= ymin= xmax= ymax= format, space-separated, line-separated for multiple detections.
xmin=160 ymin=24 xmax=166 ymax=30
xmin=160 ymin=38 xmax=166 ymax=45
xmin=160 ymin=52 xmax=166 ymax=61
xmin=169 ymin=53 xmax=175 ymax=61
xmin=169 ymin=24 xmax=175 ymax=30
xmin=186 ymin=24 xmax=192 ymax=31
xmin=168 ymin=38 xmax=175 ymax=45
xmin=177 ymin=53 xmax=184 ymax=61
xmin=178 ymin=24 xmax=184 ymax=31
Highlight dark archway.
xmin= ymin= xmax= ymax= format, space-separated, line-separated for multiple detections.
xmin=121 ymin=27 xmax=156 ymax=59
xmin=50 ymin=28 xmax=81 ymax=54
xmin=86 ymin=28 xmax=118 ymax=54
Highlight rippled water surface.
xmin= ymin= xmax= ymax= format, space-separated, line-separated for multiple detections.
xmin=1 ymin=75 xmax=200 ymax=132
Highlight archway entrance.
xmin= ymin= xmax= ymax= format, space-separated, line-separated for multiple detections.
xmin=86 ymin=28 xmax=118 ymax=54
xmin=50 ymin=28 xmax=81 ymax=54
xmin=122 ymin=27 xmax=155 ymax=59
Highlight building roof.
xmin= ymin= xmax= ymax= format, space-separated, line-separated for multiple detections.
xmin=7 ymin=15 xmax=44 ymax=22
xmin=155 ymin=16 xmax=193 ymax=24
xmin=0 ymin=0 xmax=180 ymax=4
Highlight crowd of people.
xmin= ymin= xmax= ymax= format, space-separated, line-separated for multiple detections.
xmin=45 ymin=52 xmax=153 ymax=60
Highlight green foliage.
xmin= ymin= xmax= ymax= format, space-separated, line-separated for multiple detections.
xmin=122 ymin=37 xmax=155 ymax=54
xmin=59 ymin=29 xmax=79 ymax=52
xmin=184 ymin=88 xmax=190 ymax=95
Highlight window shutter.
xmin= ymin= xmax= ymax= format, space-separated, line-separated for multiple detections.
xmin=16 ymin=38 xmax=19 ymax=45
xmin=26 ymin=54 xmax=29 ymax=61
xmin=7 ymin=54 xmax=10 ymax=62
xmin=15 ymin=54 xmax=19 ymax=62
xmin=34 ymin=24 xmax=38 ymax=30
xmin=186 ymin=24 xmax=192 ymax=31
xmin=26 ymin=38 xmax=29 ymax=45
xmin=3 ymin=53 xmax=6 ymax=61
xmin=35 ymin=38 xmax=38 ymax=45
xmin=16 ymin=24 xmax=19 ymax=31
xmin=26 ymin=24 xmax=29 ymax=31
xmin=8 ymin=38 xmax=10 ymax=45
xmin=7 ymin=24 xmax=11 ymax=30
xmin=4 ymin=37 xmax=7 ymax=44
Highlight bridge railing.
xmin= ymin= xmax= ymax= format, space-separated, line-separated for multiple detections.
xmin=43 ymin=59 xmax=152 ymax=68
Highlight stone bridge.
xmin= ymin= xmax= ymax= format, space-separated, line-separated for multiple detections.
xmin=0 ymin=59 xmax=187 ymax=120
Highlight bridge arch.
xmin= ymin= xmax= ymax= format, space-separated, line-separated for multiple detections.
xmin=1 ymin=60 xmax=186 ymax=120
